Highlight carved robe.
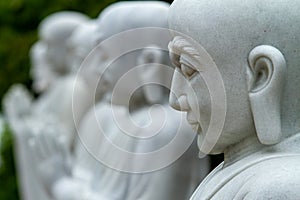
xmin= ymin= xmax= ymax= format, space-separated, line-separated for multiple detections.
xmin=74 ymin=102 xmax=209 ymax=200
xmin=191 ymin=133 xmax=300 ymax=200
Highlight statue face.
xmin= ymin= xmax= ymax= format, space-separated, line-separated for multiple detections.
xmin=66 ymin=22 xmax=98 ymax=71
xmin=169 ymin=35 xmax=258 ymax=154
xmin=168 ymin=37 xmax=216 ymax=153
xmin=137 ymin=48 xmax=172 ymax=104
xmin=168 ymin=0 xmax=258 ymax=153
xmin=107 ymin=51 xmax=142 ymax=106
xmin=44 ymin=39 xmax=69 ymax=72
xmin=30 ymin=42 xmax=56 ymax=93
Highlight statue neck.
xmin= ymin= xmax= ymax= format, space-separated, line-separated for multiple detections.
xmin=223 ymin=135 xmax=263 ymax=167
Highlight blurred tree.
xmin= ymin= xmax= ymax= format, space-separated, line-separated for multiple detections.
xmin=0 ymin=0 xmax=119 ymax=106
xmin=0 ymin=123 xmax=19 ymax=200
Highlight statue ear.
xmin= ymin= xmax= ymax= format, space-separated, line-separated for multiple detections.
xmin=247 ymin=45 xmax=287 ymax=145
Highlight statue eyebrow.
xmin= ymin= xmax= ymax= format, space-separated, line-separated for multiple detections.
xmin=168 ymin=36 xmax=203 ymax=71
xmin=179 ymin=54 xmax=199 ymax=70
xmin=168 ymin=36 xmax=202 ymax=60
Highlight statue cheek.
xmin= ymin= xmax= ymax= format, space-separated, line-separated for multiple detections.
xmin=189 ymin=74 xmax=211 ymax=130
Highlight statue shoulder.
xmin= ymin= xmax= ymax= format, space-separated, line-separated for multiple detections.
xmin=236 ymin=155 xmax=300 ymax=200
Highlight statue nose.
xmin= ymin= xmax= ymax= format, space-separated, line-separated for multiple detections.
xmin=169 ymin=93 xmax=189 ymax=111
xmin=169 ymin=68 xmax=190 ymax=111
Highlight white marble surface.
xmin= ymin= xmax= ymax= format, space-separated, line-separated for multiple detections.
xmin=168 ymin=0 xmax=300 ymax=199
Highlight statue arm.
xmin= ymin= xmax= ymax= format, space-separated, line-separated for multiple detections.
xmin=29 ymin=125 xmax=110 ymax=200
xmin=3 ymin=84 xmax=33 ymax=135
xmin=29 ymin=127 xmax=72 ymax=196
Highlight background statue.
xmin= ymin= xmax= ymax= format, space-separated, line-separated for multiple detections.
xmin=3 ymin=11 xmax=91 ymax=200
xmin=168 ymin=0 xmax=300 ymax=199
xmin=124 ymin=46 xmax=209 ymax=200
xmin=30 ymin=2 xmax=210 ymax=200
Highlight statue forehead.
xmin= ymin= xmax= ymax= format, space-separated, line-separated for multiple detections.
xmin=169 ymin=0 xmax=299 ymax=42
xmin=169 ymin=0 xmax=300 ymax=69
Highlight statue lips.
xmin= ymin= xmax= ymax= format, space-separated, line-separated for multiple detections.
xmin=187 ymin=111 xmax=200 ymax=132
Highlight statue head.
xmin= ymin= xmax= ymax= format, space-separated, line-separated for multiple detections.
xmin=38 ymin=11 xmax=88 ymax=75
xmin=30 ymin=42 xmax=55 ymax=93
xmin=66 ymin=20 xmax=98 ymax=72
xmin=137 ymin=46 xmax=172 ymax=104
xmin=168 ymin=0 xmax=299 ymax=154
xmin=83 ymin=1 xmax=170 ymax=102
xmin=94 ymin=1 xmax=169 ymax=43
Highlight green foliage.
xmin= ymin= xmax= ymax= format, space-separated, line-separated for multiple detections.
xmin=0 ymin=0 xmax=115 ymax=30
xmin=0 ymin=27 xmax=36 ymax=104
xmin=0 ymin=123 xmax=19 ymax=200
xmin=0 ymin=0 xmax=119 ymax=109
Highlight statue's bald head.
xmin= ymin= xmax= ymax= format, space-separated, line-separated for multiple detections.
xmin=169 ymin=0 xmax=300 ymax=150
xmin=96 ymin=1 xmax=169 ymax=40
xmin=39 ymin=11 xmax=88 ymax=42
xmin=170 ymin=0 xmax=300 ymax=56
xmin=37 ymin=11 xmax=89 ymax=73
xmin=87 ymin=1 xmax=171 ymax=104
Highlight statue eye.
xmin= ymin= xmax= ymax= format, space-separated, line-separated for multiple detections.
xmin=179 ymin=54 xmax=198 ymax=79
xmin=180 ymin=60 xmax=197 ymax=79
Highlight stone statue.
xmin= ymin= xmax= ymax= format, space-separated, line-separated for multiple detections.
xmin=168 ymin=0 xmax=300 ymax=199
xmin=3 ymin=11 xmax=90 ymax=200
xmin=124 ymin=47 xmax=209 ymax=200
xmin=31 ymin=12 xmax=92 ymax=146
xmin=65 ymin=20 xmax=98 ymax=72
xmin=31 ymin=12 xmax=89 ymax=94
xmin=30 ymin=2 xmax=210 ymax=200
xmin=30 ymin=41 xmax=55 ymax=93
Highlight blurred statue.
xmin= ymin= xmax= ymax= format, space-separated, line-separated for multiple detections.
xmin=66 ymin=20 xmax=98 ymax=72
xmin=31 ymin=12 xmax=92 ymax=145
xmin=3 ymin=11 xmax=91 ymax=200
xmin=31 ymin=11 xmax=90 ymax=93
xmin=30 ymin=2 xmax=210 ymax=200
xmin=168 ymin=0 xmax=300 ymax=199
xmin=30 ymin=42 xmax=55 ymax=94
xmin=124 ymin=46 xmax=210 ymax=200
